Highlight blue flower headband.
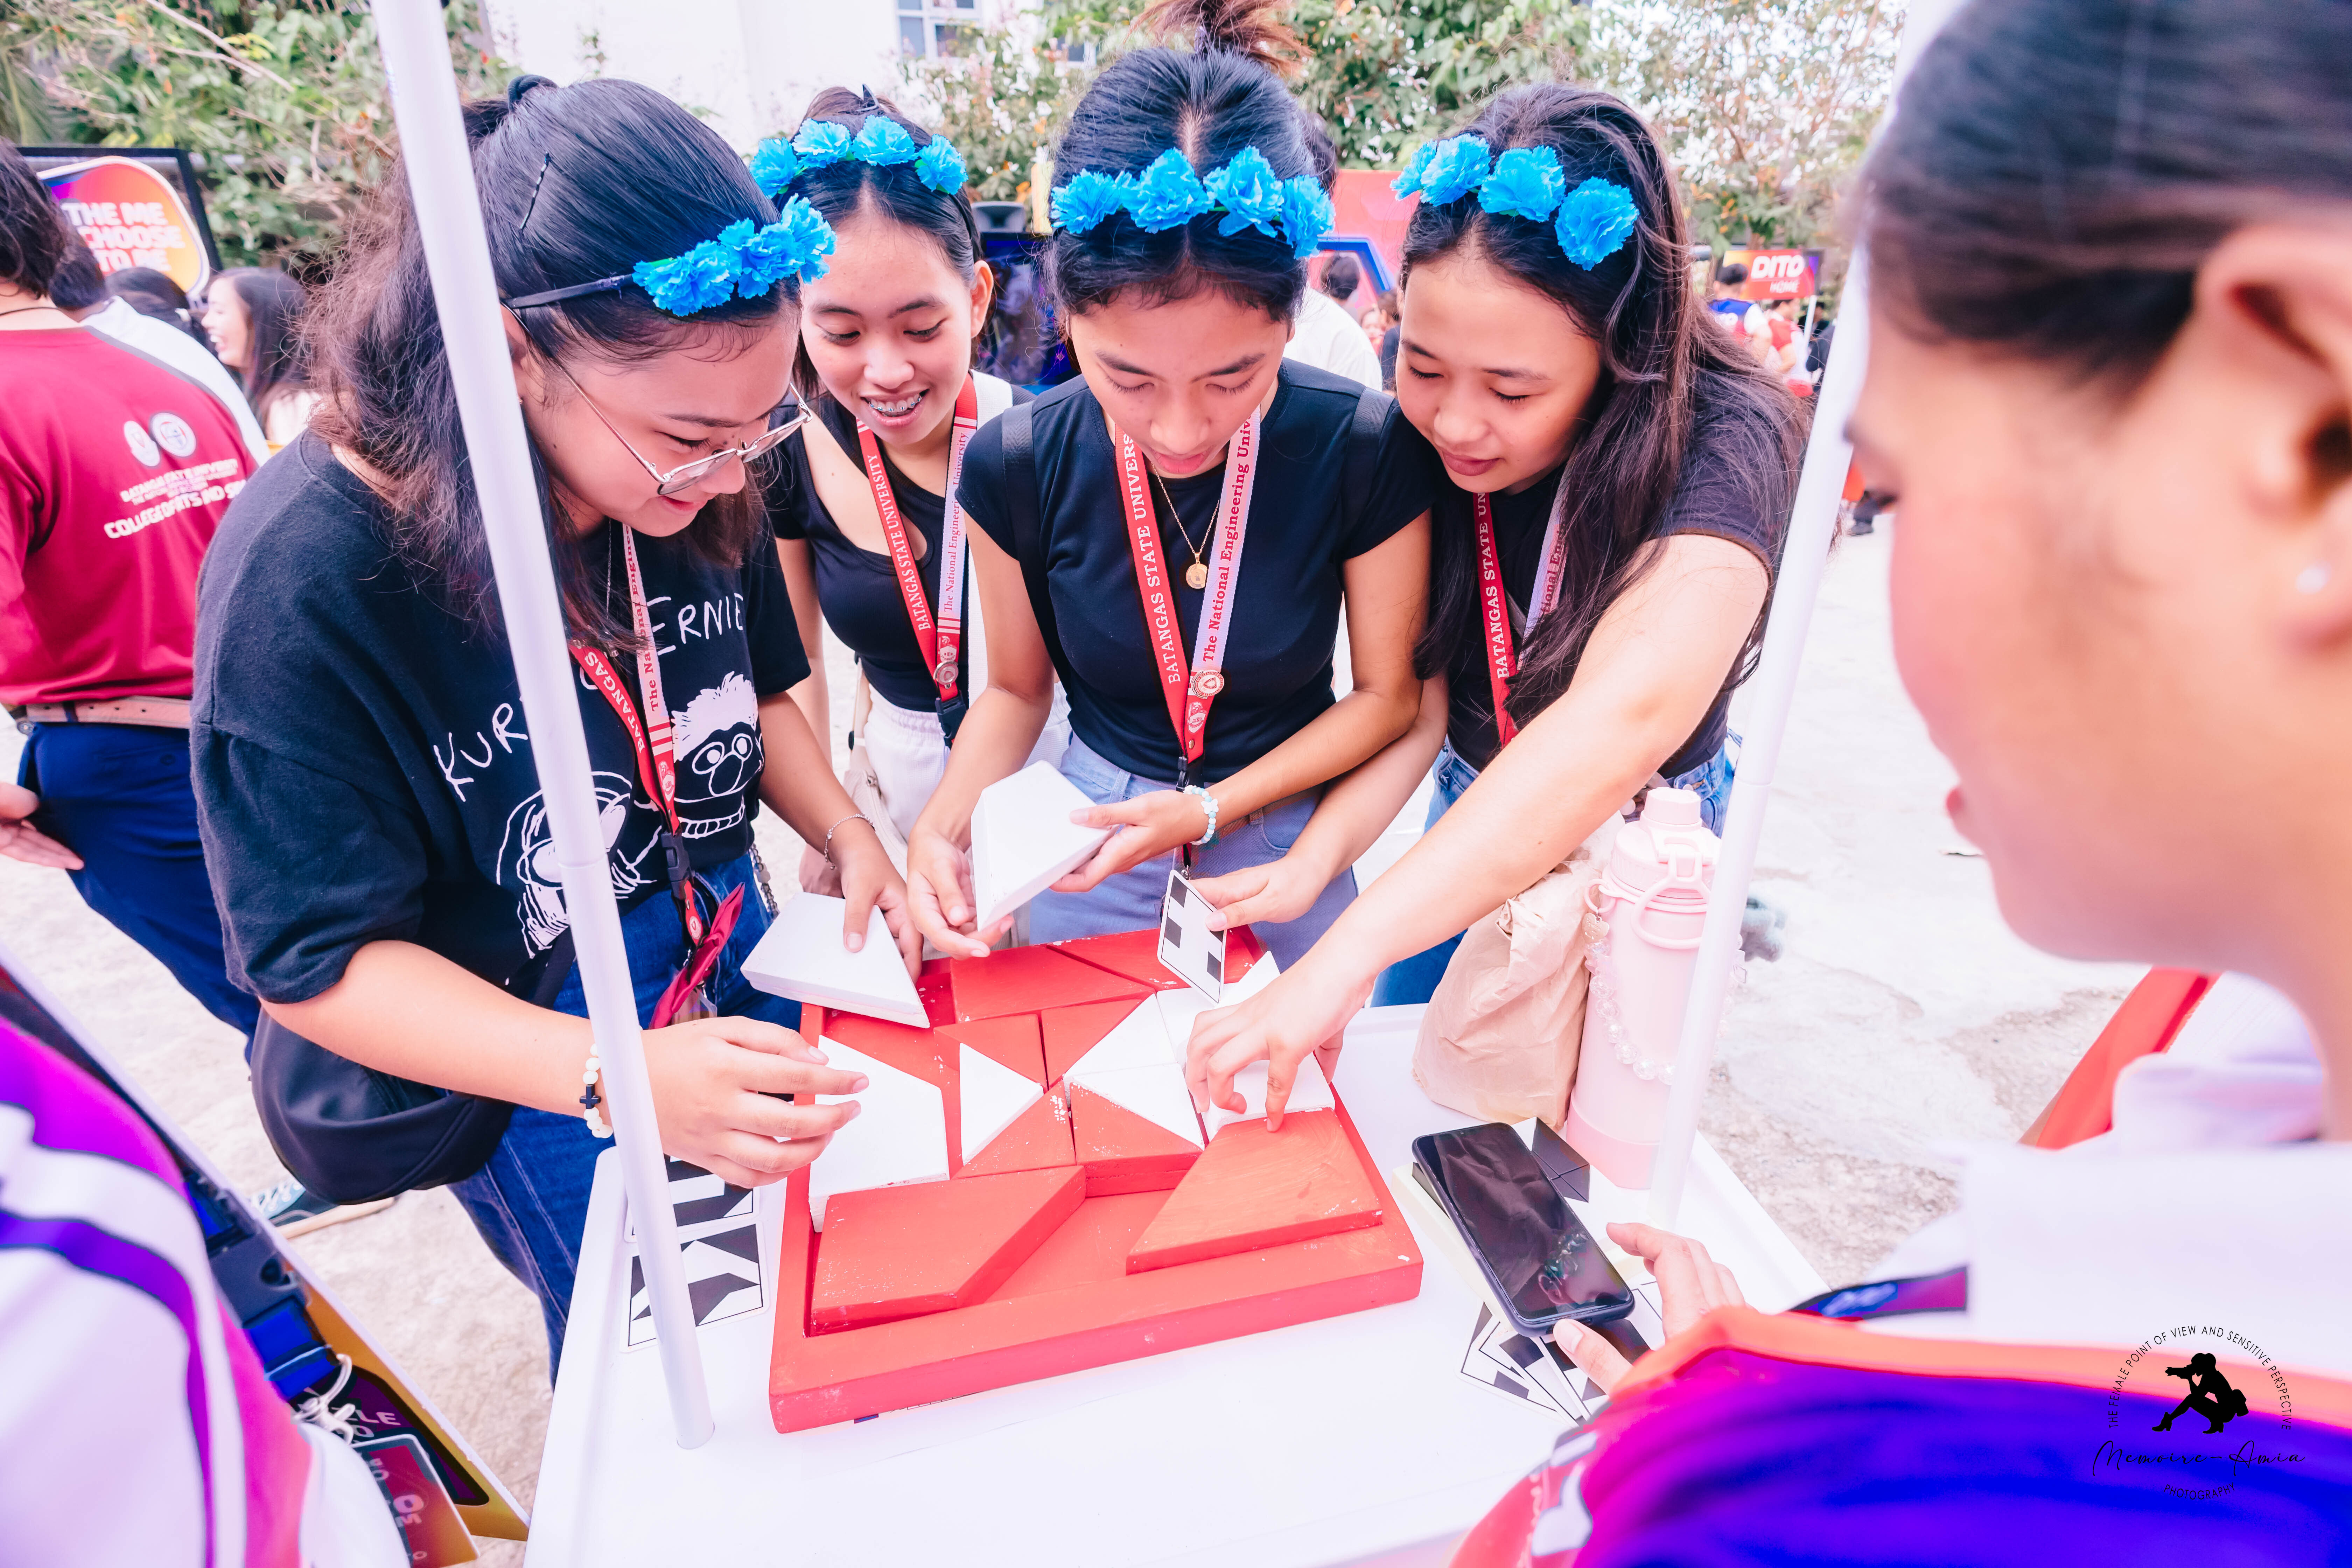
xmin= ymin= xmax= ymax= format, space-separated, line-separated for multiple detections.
xmin=748 ymin=116 xmax=969 ymax=201
xmin=1392 ymin=138 xmax=1641 ymax=270
xmin=1050 ymin=147 xmax=1334 ymax=261
xmin=503 ymin=198 xmax=838 ymax=318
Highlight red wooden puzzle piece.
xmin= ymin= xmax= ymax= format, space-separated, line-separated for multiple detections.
xmin=821 ymin=1012 xmax=953 ymax=1088
xmin=1124 ymin=1110 xmax=1382 ymax=1274
xmin=811 ymin=1166 xmax=1085 ymax=1330
xmin=1066 ymin=1080 xmax=1199 ymax=1196
xmin=938 ymin=1014 xmax=1046 ymax=1083
xmin=1046 ymin=930 xmax=1186 ymax=991
xmin=955 ymin=1090 xmax=1076 ymax=1179
xmin=948 ymin=945 xmax=1145 ymax=1023
xmin=772 ymin=1099 xmax=1422 ymax=1432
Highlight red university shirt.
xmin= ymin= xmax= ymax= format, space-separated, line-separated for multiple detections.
xmin=0 ymin=327 xmax=256 ymax=705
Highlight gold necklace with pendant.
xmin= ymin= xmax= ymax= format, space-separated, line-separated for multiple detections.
xmin=1150 ymin=469 xmax=1211 ymax=591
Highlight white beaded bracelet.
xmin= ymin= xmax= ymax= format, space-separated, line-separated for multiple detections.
xmin=580 ymin=1046 xmax=611 ymax=1139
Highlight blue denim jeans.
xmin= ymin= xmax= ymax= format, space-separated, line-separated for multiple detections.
xmin=17 ymin=723 xmax=260 ymax=1038
xmin=1368 ymin=736 xmax=1738 ymax=1007
xmin=449 ymin=850 xmax=798 ymax=1376
xmin=1027 ymin=737 xmax=1358 ymax=970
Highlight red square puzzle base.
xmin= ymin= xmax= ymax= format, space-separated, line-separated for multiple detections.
xmin=772 ymin=1006 xmax=1422 ymax=1432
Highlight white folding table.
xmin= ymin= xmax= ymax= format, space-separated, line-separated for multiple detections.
xmin=524 ymin=1006 xmax=1823 ymax=1567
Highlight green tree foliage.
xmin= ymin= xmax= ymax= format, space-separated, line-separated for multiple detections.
xmin=1581 ymin=0 xmax=1899 ymax=253
xmin=896 ymin=10 xmax=1085 ymax=205
xmin=0 ymin=0 xmax=507 ymax=271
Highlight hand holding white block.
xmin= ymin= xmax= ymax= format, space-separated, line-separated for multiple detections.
xmin=740 ymin=894 xmax=925 ymax=1028
xmin=1201 ymin=1052 xmax=1335 ymax=1135
xmin=970 ymin=763 xmax=1113 ymax=930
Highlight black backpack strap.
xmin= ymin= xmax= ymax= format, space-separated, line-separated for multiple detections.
xmin=1344 ymin=384 xmax=1391 ymax=536
xmin=998 ymin=400 xmax=1070 ymax=673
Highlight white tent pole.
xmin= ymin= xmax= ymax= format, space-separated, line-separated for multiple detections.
xmin=1646 ymin=0 xmax=1963 ymax=1230
xmin=368 ymin=0 xmax=714 ymax=1446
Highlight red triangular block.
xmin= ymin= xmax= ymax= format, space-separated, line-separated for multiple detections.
xmin=821 ymin=1012 xmax=953 ymax=1087
xmin=949 ymin=945 xmax=1146 ymax=1023
xmin=1048 ymin=929 xmax=1188 ymax=991
xmin=1041 ymin=998 xmax=1145 ymax=1084
xmin=957 ymin=1091 xmax=1075 ymax=1178
xmin=1067 ymin=1080 xmax=1199 ymax=1196
xmin=812 ymin=1165 xmax=1085 ymax=1330
xmin=940 ymin=1014 xmax=1046 ymax=1083
xmin=1124 ymin=1111 xmax=1381 ymax=1274
xmin=915 ymin=961 xmax=957 ymax=1028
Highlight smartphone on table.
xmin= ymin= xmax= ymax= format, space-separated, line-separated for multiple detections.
xmin=1412 ymin=1124 xmax=1636 ymax=1336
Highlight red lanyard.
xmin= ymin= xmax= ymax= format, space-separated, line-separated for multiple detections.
xmin=1111 ymin=413 xmax=1260 ymax=782
xmin=1471 ymin=472 xmax=1571 ymax=750
xmin=570 ymin=525 xmax=707 ymax=946
xmin=856 ymin=377 xmax=981 ymax=702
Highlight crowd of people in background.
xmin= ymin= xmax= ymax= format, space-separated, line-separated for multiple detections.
xmin=2 ymin=0 xmax=2348 ymax=1559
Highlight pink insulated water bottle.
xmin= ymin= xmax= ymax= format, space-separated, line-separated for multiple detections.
xmin=1565 ymin=788 xmax=1719 ymax=1189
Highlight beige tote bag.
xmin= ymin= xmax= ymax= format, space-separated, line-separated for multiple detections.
xmin=1412 ymin=816 xmax=1618 ymax=1128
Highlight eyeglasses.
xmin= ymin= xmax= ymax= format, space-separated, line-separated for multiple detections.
xmin=544 ymin=352 xmax=805 ymax=498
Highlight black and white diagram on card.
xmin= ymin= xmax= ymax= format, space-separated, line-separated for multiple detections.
xmin=624 ymin=1157 xmax=763 ymax=1349
xmin=1158 ymin=866 xmax=1227 ymax=1001
xmin=1458 ymin=1303 xmax=1613 ymax=1424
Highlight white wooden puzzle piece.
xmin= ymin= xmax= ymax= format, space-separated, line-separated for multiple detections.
xmin=957 ymin=1042 xmax=1041 ymax=1164
xmin=740 ymin=893 xmax=925 ymax=1028
xmin=971 ymin=762 xmax=1114 ymax=929
xmin=1063 ymin=1060 xmax=1204 ymax=1150
xmin=806 ymin=1037 xmax=949 ymax=1228
xmin=1201 ymin=1051 xmax=1335 ymax=1135
xmin=1065 ymin=996 xmax=1178 ymax=1076
xmin=1154 ymin=951 xmax=1279 ymax=1051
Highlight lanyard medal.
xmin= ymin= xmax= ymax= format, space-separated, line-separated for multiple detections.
xmin=569 ymin=525 xmax=744 ymax=1028
xmin=1112 ymin=412 xmax=1260 ymax=792
xmin=855 ymin=376 xmax=982 ymax=742
xmin=1471 ymin=470 xmax=1573 ymax=749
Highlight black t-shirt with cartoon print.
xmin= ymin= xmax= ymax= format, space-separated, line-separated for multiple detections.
xmin=191 ymin=434 xmax=809 ymax=1003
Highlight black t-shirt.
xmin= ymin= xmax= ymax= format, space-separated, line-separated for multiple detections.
xmin=191 ymin=435 xmax=811 ymax=1003
xmin=959 ymin=362 xmax=1435 ymax=784
xmin=1442 ymin=433 xmax=1783 ymax=776
xmin=764 ymin=388 xmax=1032 ymax=714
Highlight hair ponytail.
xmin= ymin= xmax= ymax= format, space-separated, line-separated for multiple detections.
xmin=304 ymin=77 xmax=789 ymax=648
xmin=1139 ymin=0 xmax=1305 ymax=80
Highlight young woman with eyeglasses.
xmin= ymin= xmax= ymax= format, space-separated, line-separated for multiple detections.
xmin=189 ymin=76 xmax=913 ymax=1366
xmin=903 ymin=0 xmax=1436 ymax=968
xmin=758 ymin=88 xmax=1071 ymax=890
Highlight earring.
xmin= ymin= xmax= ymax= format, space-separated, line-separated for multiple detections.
xmin=2295 ymin=562 xmax=2332 ymax=595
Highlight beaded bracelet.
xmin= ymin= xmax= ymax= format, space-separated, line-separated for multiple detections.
xmin=579 ymin=1042 xmax=611 ymax=1139
xmin=821 ymin=810 xmax=870 ymax=862
xmin=1183 ymin=784 xmax=1221 ymax=847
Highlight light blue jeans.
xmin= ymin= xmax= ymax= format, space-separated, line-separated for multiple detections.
xmin=1368 ymin=736 xmax=1738 ymax=1007
xmin=1027 ymin=737 xmax=1358 ymax=970
xmin=449 ymin=851 xmax=798 ymax=1376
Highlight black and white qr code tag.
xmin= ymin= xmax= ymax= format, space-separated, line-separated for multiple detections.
xmin=1158 ymin=867 xmax=1227 ymax=1002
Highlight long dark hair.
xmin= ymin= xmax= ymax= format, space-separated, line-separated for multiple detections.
xmin=779 ymin=86 xmax=983 ymax=405
xmin=1404 ymin=85 xmax=1802 ymax=730
xmin=305 ymin=76 xmax=791 ymax=646
xmin=1043 ymin=0 xmax=1314 ymax=321
xmin=1866 ymin=0 xmax=2352 ymax=390
xmin=0 ymin=138 xmax=68 ymax=294
xmin=214 ymin=267 xmax=310 ymax=421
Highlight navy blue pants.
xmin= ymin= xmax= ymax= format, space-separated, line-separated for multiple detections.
xmin=16 ymin=723 xmax=259 ymax=1037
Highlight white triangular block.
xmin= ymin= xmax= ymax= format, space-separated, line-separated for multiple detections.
xmin=1202 ymin=1052 xmax=1335 ymax=1136
xmin=740 ymin=894 xmax=925 ymax=1028
xmin=1063 ymin=1060 xmax=1204 ymax=1150
xmin=970 ymin=762 xmax=1113 ymax=929
xmin=1065 ymin=997 xmax=1176 ymax=1077
xmin=805 ymin=1037 xmax=948 ymax=1228
xmin=958 ymin=1042 xmax=1041 ymax=1164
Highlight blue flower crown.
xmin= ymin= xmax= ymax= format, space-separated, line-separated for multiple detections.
xmin=748 ymin=116 xmax=969 ymax=201
xmin=1049 ymin=147 xmax=1335 ymax=261
xmin=1392 ymin=137 xmax=1641 ymax=270
xmin=503 ymin=197 xmax=838 ymax=319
